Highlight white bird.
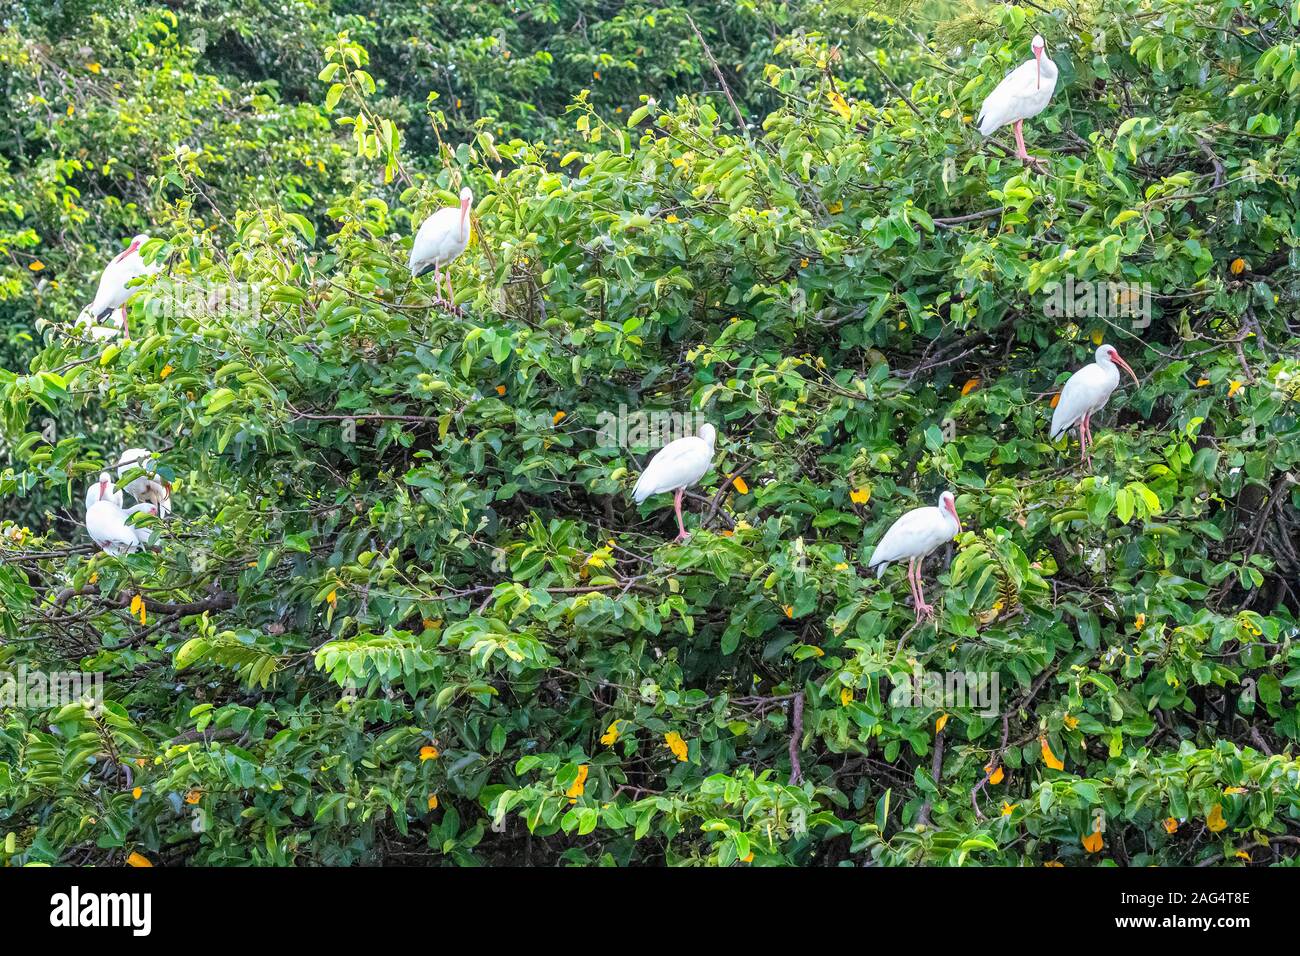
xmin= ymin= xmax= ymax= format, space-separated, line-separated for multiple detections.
xmin=409 ymin=187 xmax=474 ymax=305
xmin=977 ymin=35 xmax=1058 ymax=169
xmin=85 ymin=471 xmax=123 ymax=511
xmin=117 ymin=447 xmax=172 ymax=518
xmin=73 ymin=304 xmax=128 ymax=341
xmin=86 ymin=234 xmax=161 ymax=339
xmin=86 ymin=486 xmax=157 ymax=556
xmin=632 ymin=424 xmax=718 ymax=542
xmin=868 ymin=491 xmax=962 ymax=621
xmin=1050 ymin=343 xmax=1140 ymax=465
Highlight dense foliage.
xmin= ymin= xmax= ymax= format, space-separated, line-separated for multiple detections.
xmin=1 ymin=0 xmax=1299 ymax=866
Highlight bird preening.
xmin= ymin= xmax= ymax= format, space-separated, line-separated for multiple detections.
xmin=84 ymin=449 xmax=173 ymax=555
xmin=868 ymin=491 xmax=962 ymax=622
xmin=632 ymin=423 xmax=718 ymax=542
xmin=409 ymin=187 xmax=474 ymax=307
xmin=1050 ymin=343 xmax=1141 ymax=466
xmin=977 ymin=34 xmax=1058 ymax=170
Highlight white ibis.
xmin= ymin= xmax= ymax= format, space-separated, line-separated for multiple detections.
xmin=87 ymin=234 xmax=161 ymax=339
xmin=1050 ymin=343 xmax=1140 ymax=465
xmin=409 ymin=187 xmax=473 ymax=305
xmin=86 ymin=476 xmax=157 ymax=556
xmin=868 ymin=491 xmax=962 ymax=621
xmin=632 ymin=423 xmax=718 ymax=542
xmin=117 ymin=447 xmax=172 ymax=518
xmin=976 ymin=35 xmax=1058 ymax=169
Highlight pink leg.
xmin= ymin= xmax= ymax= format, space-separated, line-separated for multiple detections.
xmin=445 ymin=269 xmax=455 ymax=305
xmin=672 ymin=488 xmax=690 ymax=542
xmin=915 ymin=561 xmax=935 ymax=620
xmin=1013 ymin=120 xmax=1029 ymax=160
xmin=120 ymin=306 xmax=130 ymax=341
xmin=907 ymin=559 xmax=923 ymax=617
xmin=1080 ymin=412 xmax=1092 ymax=466
xmin=432 ymin=264 xmax=442 ymax=301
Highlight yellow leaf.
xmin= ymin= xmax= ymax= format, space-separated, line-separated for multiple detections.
xmin=566 ymin=764 xmax=589 ymax=801
xmin=783 ymin=605 xmax=794 ymax=618
xmin=1090 ymin=328 xmax=1104 ymax=345
xmin=132 ymin=787 xmax=142 ymax=800
xmin=495 ymin=385 xmax=506 ymax=395
xmin=1230 ymin=257 xmax=1246 ymax=275
xmin=1207 ymin=803 xmax=1227 ymax=832
xmin=935 ymin=713 xmax=949 ymax=734
xmin=731 ymin=475 xmax=749 ymax=495
xmin=1000 ymin=801 xmax=1015 ymax=817
xmin=28 ymin=260 xmax=44 ymax=272
xmin=1040 ymin=736 xmax=1064 ymax=771
xmin=184 ymin=789 xmax=201 ymax=805
xmin=600 ymin=720 xmax=622 ymax=746
xmin=1134 ymin=613 xmax=1146 ymax=630
xmin=849 ymin=486 xmax=871 ymax=505
xmin=552 ymin=410 xmax=567 ymax=424
xmin=1163 ymin=817 xmax=1179 ymax=834
xmin=1235 ymin=850 xmax=1251 ymax=861
xmin=87 ymin=62 xmax=102 ymax=74
xmin=1063 ymin=714 xmax=1079 ymax=730
xmin=1050 ymin=392 xmax=1061 ymax=409
xmin=1081 ymin=825 xmax=1104 ymax=853
xmin=665 ymin=214 xmax=679 ymax=223
xmin=126 ymin=852 xmax=153 ymax=867
xmin=1043 ymin=860 xmax=1063 ymax=867
xmin=593 ymin=70 xmax=601 ymax=80
xmin=664 ymin=731 xmax=689 ymax=762
xmin=961 ymin=377 xmax=980 ymax=396
xmin=1196 ymin=377 xmax=1210 ymax=387
xmin=799 ymin=258 xmax=809 ymax=269
xmin=1224 ymin=786 xmax=1247 ymax=795
xmin=1228 ymin=380 xmax=1244 ymax=397
xmin=427 ymin=794 xmax=439 ymax=810
xmin=326 ymin=589 xmax=337 ymax=608
xmin=419 ymin=745 xmax=439 ymax=761
xmin=160 ymin=364 xmax=174 ymax=379
xmin=66 ymin=103 xmax=74 ymax=116
xmin=833 ymin=562 xmax=849 ymax=571
xmin=826 ymin=89 xmax=851 ymax=121
xmin=827 ymin=201 xmax=843 ymax=214
xmin=742 ymin=851 xmax=754 ymax=863
xmin=840 ymin=687 xmax=853 ymax=706
xmin=809 ymin=646 xmax=824 ymax=657
xmin=985 ymin=764 xmax=1005 ymax=785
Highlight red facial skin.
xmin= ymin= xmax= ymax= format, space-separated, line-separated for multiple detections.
xmin=946 ymin=497 xmax=961 ymax=531
xmin=114 ymin=239 xmax=142 ymax=264
xmin=1108 ymin=347 xmax=1140 ymax=385
xmin=1034 ymin=46 xmax=1043 ymax=88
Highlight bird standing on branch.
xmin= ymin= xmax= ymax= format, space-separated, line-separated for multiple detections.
xmin=1050 ymin=343 xmax=1140 ymax=466
xmin=977 ymin=35 xmax=1058 ymax=170
xmin=409 ymin=187 xmax=474 ymax=307
xmin=632 ymin=424 xmax=718 ymax=542
xmin=82 ymin=234 xmax=161 ymax=340
xmin=868 ymin=491 xmax=962 ymax=621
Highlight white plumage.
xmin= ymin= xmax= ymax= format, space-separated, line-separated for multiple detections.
xmin=1050 ymin=343 xmax=1139 ymax=464
xmin=409 ymin=187 xmax=473 ymax=304
xmin=977 ymin=35 xmax=1058 ymax=165
xmin=85 ymin=470 xmax=158 ymax=555
xmin=117 ymin=447 xmax=172 ymax=518
xmin=632 ymin=423 xmax=718 ymax=541
xmin=87 ymin=234 xmax=160 ymax=337
xmin=868 ymin=491 xmax=962 ymax=620
xmin=73 ymin=304 xmax=128 ymax=341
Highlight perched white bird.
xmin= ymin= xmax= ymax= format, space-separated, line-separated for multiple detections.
xmin=86 ymin=234 xmax=161 ymax=339
xmin=86 ymin=489 xmax=157 ymax=556
xmin=1050 ymin=343 xmax=1140 ymax=465
xmin=977 ymin=35 xmax=1058 ymax=168
xmin=117 ymin=447 xmax=172 ymax=518
xmin=632 ymin=424 xmax=718 ymax=542
xmin=409 ymin=187 xmax=474 ymax=305
xmin=85 ymin=471 xmax=123 ymax=511
xmin=868 ymin=491 xmax=962 ymax=621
